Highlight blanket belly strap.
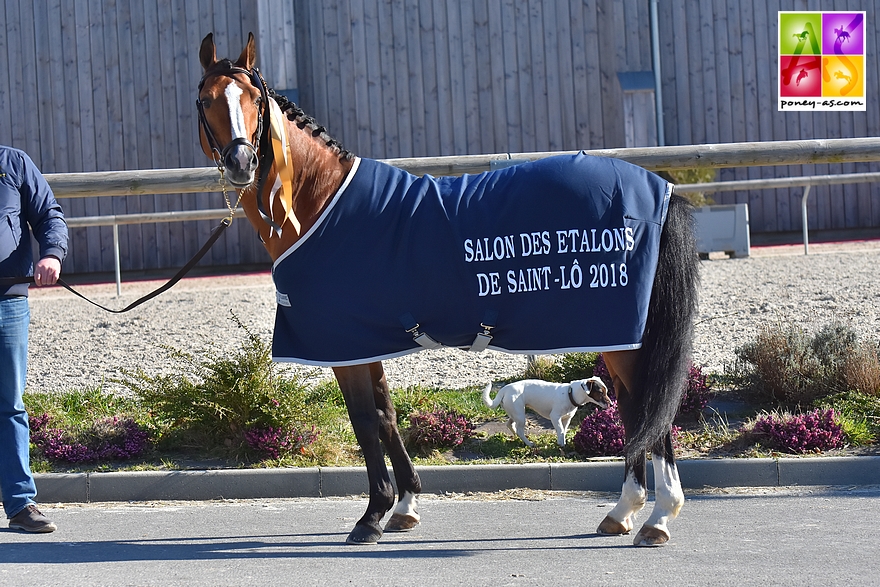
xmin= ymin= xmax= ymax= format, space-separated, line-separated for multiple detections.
xmin=400 ymin=309 xmax=498 ymax=353
xmin=399 ymin=313 xmax=442 ymax=350
xmin=468 ymin=309 xmax=498 ymax=353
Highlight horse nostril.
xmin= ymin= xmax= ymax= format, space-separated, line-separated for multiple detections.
xmin=224 ymin=145 xmax=256 ymax=174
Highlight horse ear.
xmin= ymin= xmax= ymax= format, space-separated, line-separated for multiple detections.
xmin=236 ymin=32 xmax=257 ymax=70
xmin=199 ymin=33 xmax=217 ymax=71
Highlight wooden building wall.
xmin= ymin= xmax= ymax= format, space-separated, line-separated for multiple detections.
xmin=0 ymin=0 xmax=264 ymax=275
xmin=0 ymin=1 xmax=877 ymax=275
xmin=656 ymin=0 xmax=880 ymax=234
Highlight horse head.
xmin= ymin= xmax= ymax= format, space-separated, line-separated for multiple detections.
xmin=197 ymin=32 xmax=266 ymax=189
xmin=195 ymin=33 xmax=355 ymax=257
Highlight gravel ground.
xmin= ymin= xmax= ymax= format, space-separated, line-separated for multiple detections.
xmin=24 ymin=239 xmax=880 ymax=395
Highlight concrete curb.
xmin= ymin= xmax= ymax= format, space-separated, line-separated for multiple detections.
xmin=34 ymin=456 xmax=880 ymax=503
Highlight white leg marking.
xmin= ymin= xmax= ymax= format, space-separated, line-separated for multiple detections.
xmin=641 ymin=456 xmax=684 ymax=535
xmin=605 ymin=470 xmax=647 ymax=532
xmin=392 ymin=490 xmax=420 ymax=522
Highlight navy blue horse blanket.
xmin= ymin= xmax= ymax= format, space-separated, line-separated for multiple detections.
xmin=272 ymin=152 xmax=672 ymax=366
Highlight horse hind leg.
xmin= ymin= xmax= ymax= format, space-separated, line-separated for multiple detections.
xmin=596 ymin=350 xmax=648 ymax=537
xmin=633 ymin=433 xmax=684 ymax=547
xmin=597 ymin=453 xmax=647 ymax=537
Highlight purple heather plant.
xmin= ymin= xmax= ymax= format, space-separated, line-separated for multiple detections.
xmin=592 ymin=353 xmax=615 ymax=398
xmin=244 ymin=425 xmax=319 ymax=459
xmin=679 ymin=364 xmax=712 ymax=416
xmin=752 ymin=409 xmax=844 ymax=454
xmin=593 ymin=354 xmax=712 ymax=417
xmin=30 ymin=414 xmax=151 ymax=463
xmin=405 ymin=409 xmax=474 ymax=453
xmin=573 ymin=404 xmax=626 ymax=457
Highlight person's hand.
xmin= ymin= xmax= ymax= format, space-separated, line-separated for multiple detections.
xmin=33 ymin=256 xmax=61 ymax=287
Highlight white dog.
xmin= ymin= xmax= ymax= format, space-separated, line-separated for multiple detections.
xmin=482 ymin=377 xmax=610 ymax=447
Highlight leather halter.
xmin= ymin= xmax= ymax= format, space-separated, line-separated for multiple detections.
xmin=197 ymin=66 xmax=282 ymax=234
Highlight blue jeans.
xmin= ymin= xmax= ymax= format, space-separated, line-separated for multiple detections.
xmin=0 ymin=296 xmax=36 ymax=518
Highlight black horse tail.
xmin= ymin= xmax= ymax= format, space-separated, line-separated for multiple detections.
xmin=624 ymin=193 xmax=700 ymax=460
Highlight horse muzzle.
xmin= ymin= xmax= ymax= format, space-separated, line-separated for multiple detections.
xmin=222 ymin=139 xmax=259 ymax=187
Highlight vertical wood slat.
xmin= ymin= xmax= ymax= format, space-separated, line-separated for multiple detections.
xmin=404 ymin=0 xmax=427 ymax=157
xmin=391 ymin=0 xmax=413 ymax=156
xmin=378 ymin=0 xmax=401 ymax=157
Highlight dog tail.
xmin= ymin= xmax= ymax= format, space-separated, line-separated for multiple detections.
xmin=482 ymin=382 xmax=502 ymax=409
xmin=623 ymin=194 xmax=700 ymax=460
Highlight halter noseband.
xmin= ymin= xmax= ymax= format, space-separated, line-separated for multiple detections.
xmin=197 ymin=66 xmax=282 ymax=233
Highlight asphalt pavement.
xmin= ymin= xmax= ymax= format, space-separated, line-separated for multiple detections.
xmin=30 ymin=456 xmax=880 ymax=503
xmin=1 ymin=485 xmax=879 ymax=586
xmin=4 ymin=457 xmax=879 ymax=586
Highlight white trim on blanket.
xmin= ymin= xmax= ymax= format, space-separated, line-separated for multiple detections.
xmin=272 ymin=156 xmax=362 ymax=271
xmin=273 ymin=342 xmax=643 ymax=368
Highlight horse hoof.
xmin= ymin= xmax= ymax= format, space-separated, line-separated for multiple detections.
xmin=345 ymin=522 xmax=383 ymax=545
xmin=596 ymin=515 xmax=631 ymax=536
xmin=633 ymin=525 xmax=670 ymax=547
xmin=385 ymin=513 xmax=420 ymax=532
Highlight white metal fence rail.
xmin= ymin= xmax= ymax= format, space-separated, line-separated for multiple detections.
xmin=676 ymin=171 xmax=880 ymax=255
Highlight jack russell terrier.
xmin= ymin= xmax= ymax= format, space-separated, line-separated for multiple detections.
xmin=482 ymin=377 xmax=610 ymax=447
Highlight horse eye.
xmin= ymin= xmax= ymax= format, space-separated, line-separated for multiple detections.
xmin=200 ymin=97 xmax=213 ymax=109
xmin=255 ymin=97 xmax=263 ymax=108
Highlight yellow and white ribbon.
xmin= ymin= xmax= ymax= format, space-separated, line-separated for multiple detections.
xmin=268 ymin=98 xmax=300 ymax=235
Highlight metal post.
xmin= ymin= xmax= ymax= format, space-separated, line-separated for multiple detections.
xmin=650 ymin=0 xmax=665 ymax=146
xmin=801 ymin=184 xmax=812 ymax=256
xmin=113 ymin=222 xmax=121 ymax=296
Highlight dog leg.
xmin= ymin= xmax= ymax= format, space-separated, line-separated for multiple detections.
xmin=508 ymin=419 xmax=534 ymax=447
xmin=550 ymin=418 xmax=567 ymax=447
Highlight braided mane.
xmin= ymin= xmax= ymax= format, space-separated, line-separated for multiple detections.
xmin=202 ymin=60 xmax=354 ymax=161
xmin=269 ymin=87 xmax=354 ymax=161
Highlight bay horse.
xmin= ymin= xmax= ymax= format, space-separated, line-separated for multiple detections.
xmin=196 ymin=33 xmax=699 ymax=547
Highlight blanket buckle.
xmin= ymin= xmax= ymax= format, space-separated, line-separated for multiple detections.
xmin=468 ymin=310 xmax=498 ymax=353
xmin=399 ymin=313 xmax=442 ymax=350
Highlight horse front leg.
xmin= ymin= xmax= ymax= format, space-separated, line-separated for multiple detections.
xmin=600 ymin=350 xmax=683 ymax=546
xmin=364 ymin=363 xmax=422 ymax=533
xmin=333 ymin=364 xmax=396 ymax=544
xmin=633 ymin=433 xmax=684 ymax=547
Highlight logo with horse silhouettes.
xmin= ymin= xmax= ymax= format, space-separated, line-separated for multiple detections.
xmin=778 ymin=11 xmax=866 ymax=111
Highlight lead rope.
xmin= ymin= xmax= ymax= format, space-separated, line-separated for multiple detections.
xmin=212 ymin=150 xmax=244 ymax=222
xmin=0 ymin=164 xmax=239 ymax=314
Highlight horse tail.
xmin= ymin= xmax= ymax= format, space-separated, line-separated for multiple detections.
xmin=482 ymin=382 xmax=503 ymax=409
xmin=624 ymin=193 xmax=700 ymax=459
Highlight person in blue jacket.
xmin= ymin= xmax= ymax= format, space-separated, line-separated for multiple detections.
xmin=0 ymin=145 xmax=68 ymax=533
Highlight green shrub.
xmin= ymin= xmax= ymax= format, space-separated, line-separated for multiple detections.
xmin=732 ymin=322 xmax=878 ymax=405
xmin=664 ymin=168 xmax=716 ymax=207
xmin=523 ymin=352 xmax=599 ymax=383
xmin=403 ymin=410 xmax=474 ymax=455
xmin=116 ymin=313 xmax=319 ymax=458
xmin=816 ymin=391 xmax=880 ymax=445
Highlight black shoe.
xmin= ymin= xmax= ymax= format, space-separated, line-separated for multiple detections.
xmin=9 ymin=505 xmax=57 ymax=533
